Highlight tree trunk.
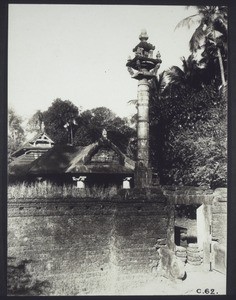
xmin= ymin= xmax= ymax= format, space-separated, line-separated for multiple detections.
xmin=217 ymin=47 xmax=226 ymax=86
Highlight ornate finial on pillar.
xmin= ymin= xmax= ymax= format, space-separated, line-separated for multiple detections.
xmin=139 ymin=29 xmax=149 ymax=41
xmin=126 ymin=30 xmax=161 ymax=80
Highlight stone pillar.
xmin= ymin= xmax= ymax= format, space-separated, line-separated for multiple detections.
xmin=135 ymin=78 xmax=152 ymax=188
xmin=137 ymin=78 xmax=149 ymax=167
xmin=126 ymin=29 xmax=162 ymax=188
xmin=197 ymin=204 xmax=212 ymax=271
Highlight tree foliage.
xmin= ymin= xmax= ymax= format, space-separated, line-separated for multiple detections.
xmin=176 ymin=5 xmax=227 ymax=86
xmin=146 ymin=6 xmax=228 ymax=188
xmin=26 ymin=110 xmax=44 ymax=134
xmin=150 ymin=77 xmax=227 ymax=188
xmin=164 ymin=86 xmax=226 ymax=188
xmin=43 ymin=99 xmax=79 ymax=144
xmin=8 ymin=108 xmax=25 ymax=161
xmin=74 ymin=107 xmax=136 ymax=156
xmin=41 ymin=101 xmax=136 ymax=157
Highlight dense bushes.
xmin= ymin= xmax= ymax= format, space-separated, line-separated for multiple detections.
xmin=150 ymin=83 xmax=227 ymax=188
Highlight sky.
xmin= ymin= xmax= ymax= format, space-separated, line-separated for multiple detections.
xmin=8 ymin=4 xmax=198 ymax=122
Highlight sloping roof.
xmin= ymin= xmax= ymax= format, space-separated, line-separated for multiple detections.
xmin=28 ymin=138 xmax=135 ymax=176
xmin=8 ymin=149 xmax=50 ymax=177
xmin=12 ymin=132 xmax=54 ymax=157
xmin=28 ymin=145 xmax=82 ymax=174
xmin=25 ymin=131 xmax=54 ymax=145
xmin=8 ymin=159 xmax=34 ymax=177
xmin=66 ymin=140 xmax=135 ymax=174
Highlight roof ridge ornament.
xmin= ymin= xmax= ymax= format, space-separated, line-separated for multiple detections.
xmin=41 ymin=121 xmax=45 ymax=133
xmin=102 ymin=128 xmax=107 ymax=139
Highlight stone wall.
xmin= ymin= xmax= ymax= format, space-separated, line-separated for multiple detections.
xmin=162 ymin=186 xmax=214 ymax=205
xmin=7 ymin=186 xmax=227 ymax=294
xmin=211 ymin=188 xmax=227 ymax=274
xmin=163 ymin=186 xmax=227 ymax=274
xmin=211 ymin=188 xmax=227 ymax=245
xmin=8 ymin=189 xmax=170 ymax=295
xmin=163 ymin=186 xmax=227 ymax=244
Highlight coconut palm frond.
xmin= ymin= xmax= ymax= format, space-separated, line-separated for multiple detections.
xmin=213 ymin=30 xmax=224 ymax=39
xmin=157 ymin=71 xmax=168 ymax=93
xmin=176 ymin=5 xmax=227 ymax=86
xmin=183 ymin=57 xmax=194 ymax=74
xmin=168 ymin=66 xmax=185 ymax=76
xmin=128 ymin=99 xmax=138 ymax=106
xmin=206 ymin=31 xmax=225 ymax=49
xmin=175 ymin=14 xmax=200 ymax=30
xmin=196 ymin=5 xmax=208 ymax=11
xmin=159 ymin=70 xmax=168 ymax=84
xmin=181 ymin=57 xmax=189 ymax=73
xmin=189 ymin=25 xmax=206 ymax=52
xmin=166 ymin=66 xmax=185 ymax=85
xmin=213 ymin=18 xmax=227 ymax=37
xmin=218 ymin=6 xmax=228 ymax=16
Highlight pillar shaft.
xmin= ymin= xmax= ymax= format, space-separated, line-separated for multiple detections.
xmin=137 ymin=78 xmax=149 ymax=167
xmin=135 ymin=77 xmax=152 ymax=188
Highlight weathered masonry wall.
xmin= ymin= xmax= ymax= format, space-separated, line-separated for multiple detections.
xmin=162 ymin=186 xmax=227 ymax=244
xmin=163 ymin=186 xmax=227 ymax=274
xmin=162 ymin=186 xmax=214 ymax=205
xmin=7 ymin=186 xmax=227 ymax=295
xmin=211 ymin=188 xmax=227 ymax=274
xmin=211 ymin=188 xmax=227 ymax=245
xmin=8 ymin=189 xmax=170 ymax=295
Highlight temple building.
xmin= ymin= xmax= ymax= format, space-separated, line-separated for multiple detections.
xmin=8 ymin=130 xmax=135 ymax=188
xmin=8 ymin=131 xmax=55 ymax=180
xmin=9 ymin=29 xmax=160 ymax=190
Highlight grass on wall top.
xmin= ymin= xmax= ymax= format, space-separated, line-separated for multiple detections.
xmin=8 ymin=181 xmax=118 ymax=200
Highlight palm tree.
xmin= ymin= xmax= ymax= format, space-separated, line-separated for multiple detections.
xmin=176 ymin=6 xmax=227 ymax=86
xmin=149 ymin=70 xmax=169 ymax=99
xmin=164 ymin=54 xmax=207 ymax=97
